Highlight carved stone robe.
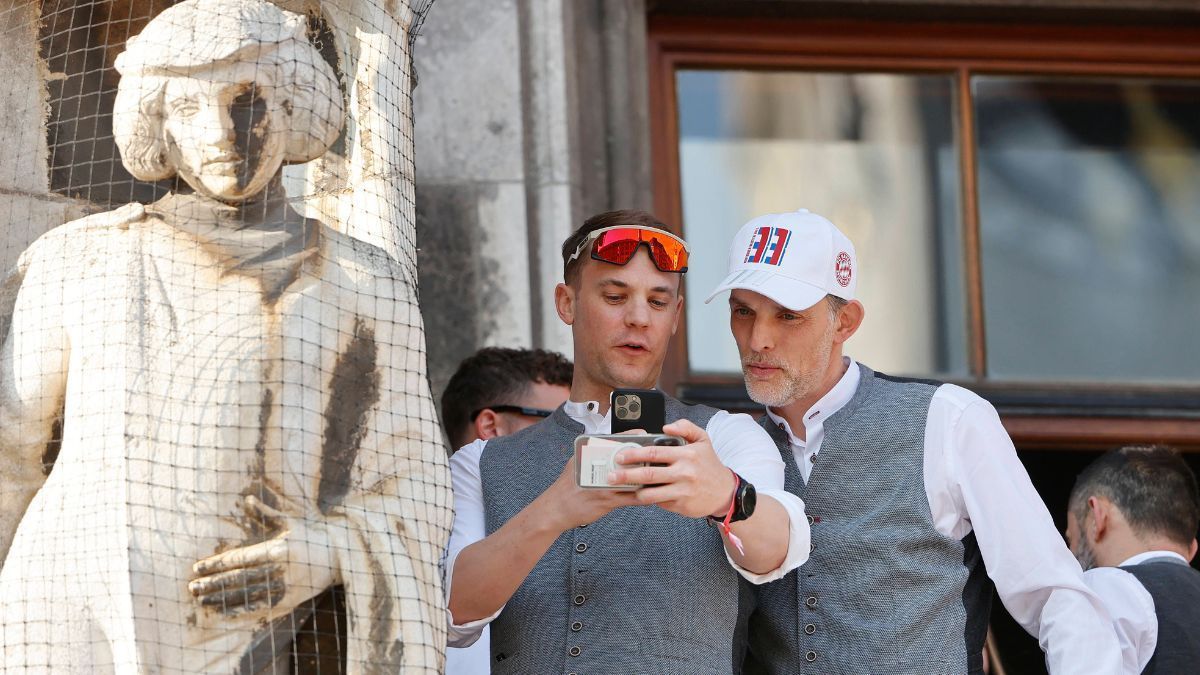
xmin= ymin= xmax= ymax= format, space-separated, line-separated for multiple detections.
xmin=0 ymin=196 xmax=450 ymax=674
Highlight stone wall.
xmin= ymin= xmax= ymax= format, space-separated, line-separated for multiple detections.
xmin=0 ymin=0 xmax=96 ymax=276
xmin=413 ymin=0 xmax=653 ymax=400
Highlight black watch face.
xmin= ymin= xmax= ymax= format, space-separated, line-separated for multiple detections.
xmin=735 ymin=481 xmax=756 ymax=522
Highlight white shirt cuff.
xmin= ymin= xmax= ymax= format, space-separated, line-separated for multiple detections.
xmin=447 ymin=605 xmax=503 ymax=648
xmin=444 ymin=547 xmax=506 ymax=647
xmin=723 ymin=489 xmax=810 ymax=585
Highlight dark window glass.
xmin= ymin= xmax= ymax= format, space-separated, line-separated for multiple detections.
xmin=974 ymin=77 xmax=1200 ymax=382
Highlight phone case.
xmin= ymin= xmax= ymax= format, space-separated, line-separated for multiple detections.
xmin=574 ymin=434 xmax=684 ymax=489
xmin=610 ymin=388 xmax=666 ymax=433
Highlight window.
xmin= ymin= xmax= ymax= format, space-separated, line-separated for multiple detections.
xmin=649 ymin=17 xmax=1200 ymax=445
xmin=676 ymin=69 xmax=967 ymax=379
xmin=974 ymin=76 xmax=1200 ymax=382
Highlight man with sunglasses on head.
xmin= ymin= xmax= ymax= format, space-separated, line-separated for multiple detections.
xmin=444 ymin=210 xmax=809 ymax=674
xmin=708 ymin=209 xmax=1121 ymax=674
xmin=439 ymin=347 xmax=573 ymax=674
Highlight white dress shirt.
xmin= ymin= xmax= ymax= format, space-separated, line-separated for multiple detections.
xmin=763 ymin=358 xmax=1124 ymax=675
xmin=444 ymin=400 xmax=810 ymax=648
xmin=1083 ymin=551 xmax=1169 ymax=675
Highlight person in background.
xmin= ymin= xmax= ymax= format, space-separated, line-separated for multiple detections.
xmin=439 ymin=346 xmax=573 ymax=674
xmin=1067 ymin=445 xmax=1200 ymax=675
xmin=441 ymin=347 xmax=574 ymax=453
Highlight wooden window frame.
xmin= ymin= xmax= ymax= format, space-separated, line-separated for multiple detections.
xmin=648 ymin=16 xmax=1200 ymax=450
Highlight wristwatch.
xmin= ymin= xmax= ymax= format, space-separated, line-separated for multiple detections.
xmin=729 ymin=474 xmax=756 ymax=523
xmin=708 ymin=471 xmax=757 ymax=525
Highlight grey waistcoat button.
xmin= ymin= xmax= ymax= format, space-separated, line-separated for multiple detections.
xmin=804 ymin=623 xmax=816 ymax=635
xmin=575 ymin=542 xmax=588 ymax=553
xmin=569 ymin=646 xmax=581 ymax=657
xmin=805 ymin=595 xmax=818 ymax=608
xmin=806 ymin=514 xmax=815 ymax=526
xmin=571 ymin=621 xmax=583 ymax=631
xmin=805 ymin=650 xmax=817 ymax=662
xmin=573 ymin=594 xmax=586 ymax=605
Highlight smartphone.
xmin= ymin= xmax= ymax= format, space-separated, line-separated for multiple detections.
xmin=610 ymin=388 xmax=666 ymax=434
xmin=574 ymin=433 xmax=685 ymax=489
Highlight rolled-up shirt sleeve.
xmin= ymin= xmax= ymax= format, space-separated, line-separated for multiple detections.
xmin=935 ymin=389 xmax=1123 ymax=675
xmin=706 ymin=411 xmax=810 ymax=584
xmin=443 ymin=439 xmax=502 ymax=647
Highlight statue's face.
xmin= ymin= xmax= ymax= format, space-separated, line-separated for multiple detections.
xmin=162 ymin=69 xmax=288 ymax=202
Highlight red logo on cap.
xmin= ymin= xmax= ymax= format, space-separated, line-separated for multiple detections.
xmin=744 ymin=227 xmax=791 ymax=266
xmin=835 ymin=252 xmax=852 ymax=287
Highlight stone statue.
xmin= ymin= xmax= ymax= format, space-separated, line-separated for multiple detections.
xmin=0 ymin=0 xmax=450 ymax=672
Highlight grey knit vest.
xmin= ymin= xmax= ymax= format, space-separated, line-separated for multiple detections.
xmin=1121 ymin=557 xmax=1200 ymax=675
xmin=746 ymin=365 xmax=992 ymax=675
xmin=479 ymin=396 xmax=745 ymax=675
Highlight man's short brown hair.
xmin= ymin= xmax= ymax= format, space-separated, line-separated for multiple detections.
xmin=1071 ymin=445 xmax=1200 ymax=548
xmin=561 ymin=210 xmax=678 ymax=286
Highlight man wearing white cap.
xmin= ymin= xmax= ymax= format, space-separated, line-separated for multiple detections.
xmin=707 ymin=210 xmax=1123 ymax=674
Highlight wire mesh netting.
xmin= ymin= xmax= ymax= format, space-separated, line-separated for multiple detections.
xmin=0 ymin=0 xmax=450 ymax=672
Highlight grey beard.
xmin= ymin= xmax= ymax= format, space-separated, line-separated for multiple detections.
xmin=1075 ymin=538 xmax=1097 ymax=571
xmin=744 ymin=375 xmax=798 ymax=408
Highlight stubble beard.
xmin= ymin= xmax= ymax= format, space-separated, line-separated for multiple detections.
xmin=1074 ymin=534 xmax=1097 ymax=571
xmin=742 ymin=323 xmax=834 ymax=408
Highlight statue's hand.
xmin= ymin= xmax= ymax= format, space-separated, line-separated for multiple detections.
xmin=188 ymin=495 xmax=335 ymax=616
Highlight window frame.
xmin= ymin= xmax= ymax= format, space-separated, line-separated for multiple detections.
xmin=648 ymin=15 xmax=1200 ymax=449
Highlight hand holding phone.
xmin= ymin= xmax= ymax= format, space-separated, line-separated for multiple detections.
xmin=574 ymin=434 xmax=684 ymax=490
xmin=602 ymin=419 xmax=739 ymax=520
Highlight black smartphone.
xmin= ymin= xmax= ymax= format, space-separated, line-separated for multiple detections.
xmin=610 ymin=388 xmax=666 ymax=434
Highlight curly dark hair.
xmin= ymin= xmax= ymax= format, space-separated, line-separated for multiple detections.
xmin=440 ymin=347 xmax=573 ymax=451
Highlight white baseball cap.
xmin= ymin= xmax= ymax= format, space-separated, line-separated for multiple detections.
xmin=704 ymin=209 xmax=857 ymax=311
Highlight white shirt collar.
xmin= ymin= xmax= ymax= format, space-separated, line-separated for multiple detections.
xmin=1119 ymin=550 xmax=1190 ymax=567
xmin=764 ymin=357 xmax=860 ymax=446
xmin=563 ymin=399 xmax=610 ymax=435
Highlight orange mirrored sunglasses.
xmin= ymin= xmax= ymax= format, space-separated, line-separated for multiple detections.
xmin=567 ymin=226 xmax=690 ymax=273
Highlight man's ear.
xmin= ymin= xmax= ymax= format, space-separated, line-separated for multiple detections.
xmin=671 ymin=293 xmax=684 ymax=336
xmin=833 ymin=299 xmax=865 ymax=345
xmin=474 ymin=409 xmax=502 ymax=441
xmin=555 ymin=282 xmax=576 ymax=326
xmin=1188 ymin=538 xmax=1198 ymax=563
xmin=1088 ymin=496 xmax=1111 ymax=542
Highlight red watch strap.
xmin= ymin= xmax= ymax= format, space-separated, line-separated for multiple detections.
xmin=716 ymin=468 xmax=744 ymax=555
xmin=718 ymin=468 xmax=740 ymax=522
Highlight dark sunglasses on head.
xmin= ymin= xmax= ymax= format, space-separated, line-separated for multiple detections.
xmin=469 ymin=405 xmax=556 ymax=422
xmin=567 ymin=225 xmax=690 ymax=273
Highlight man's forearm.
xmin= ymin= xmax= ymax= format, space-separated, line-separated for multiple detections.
xmin=448 ymin=494 xmax=568 ymax=624
xmin=724 ymin=495 xmax=790 ymax=574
